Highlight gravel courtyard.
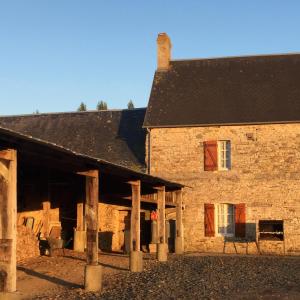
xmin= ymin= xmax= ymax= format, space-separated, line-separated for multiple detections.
xmin=14 ymin=251 xmax=300 ymax=299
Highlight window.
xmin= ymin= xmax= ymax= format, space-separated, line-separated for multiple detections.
xmin=218 ymin=141 xmax=231 ymax=170
xmin=204 ymin=203 xmax=246 ymax=238
xmin=217 ymin=203 xmax=234 ymax=236
xmin=203 ymin=140 xmax=231 ymax=171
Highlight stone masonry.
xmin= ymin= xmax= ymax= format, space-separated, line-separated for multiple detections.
xmin=147 ymin=123 xmax=300 ymax=255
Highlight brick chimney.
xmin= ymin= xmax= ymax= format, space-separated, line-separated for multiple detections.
xmin=157 ymin=33 xmax=172 ymax=71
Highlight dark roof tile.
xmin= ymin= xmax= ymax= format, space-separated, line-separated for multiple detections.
xmin=0 ymin=109 xmax=147 ymax=171
xmin=144 ymin=53 xmax=300 ymax=127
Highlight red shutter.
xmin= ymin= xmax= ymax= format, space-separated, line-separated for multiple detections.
xmin=204 ymin=204 xmax=215 ymax=237
xmin=204 ymin=141 xmax=218 ymax=171
xmin=235 ymin=203 xmax=246 ymax=238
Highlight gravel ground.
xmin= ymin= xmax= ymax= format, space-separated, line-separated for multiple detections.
xmin=19 ymin=253 xmax=300 ymax=300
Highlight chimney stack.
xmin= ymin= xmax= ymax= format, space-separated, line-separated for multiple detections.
xmin=157 ymin=33 xmax=172 ymax=71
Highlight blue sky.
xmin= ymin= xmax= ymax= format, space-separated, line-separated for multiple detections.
xmin=0 ymin=0 xmax=300 ymax=115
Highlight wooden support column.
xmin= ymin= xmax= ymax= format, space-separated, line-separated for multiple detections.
xmin=74 ymin=202 xmax=86 ymax=252
xmin=156 ymin=186 xmax=166 ymax=244
xmin=0 ymin=149 xmax=17 ymax=292
xmin=129 ymin=180 xmax=141 ymax=252
xmin=42 ymin=201 xmax=51 ymax=238
xmin=175 ymin=189 xmax=184 ymax=254
xmin=128 ymin=180 xmax=143 ymax=272
xmin=84 ymin=170 xmax=99 ymax=265
xmin=77 ymin=203 xmax=84 ymax=231
xmin=78 ymin=170 xmax=102 ymax=292
xmin=155 ymin=186 xmax=168 ymax=262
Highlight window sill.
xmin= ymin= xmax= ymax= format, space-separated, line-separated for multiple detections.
xmin=217 ymin=234 xmax=235 ymax=238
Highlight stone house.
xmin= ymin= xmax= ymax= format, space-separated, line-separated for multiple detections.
xmin=1 ymin=33 xmax=300 ymax=258
xmin=143 ymin=33 xmax=300 ymax=255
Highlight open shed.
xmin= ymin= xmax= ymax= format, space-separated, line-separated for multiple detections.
xmin=0 ymin=126 xmax=184 ymax=293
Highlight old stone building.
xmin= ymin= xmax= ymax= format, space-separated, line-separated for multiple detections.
xmin=144 ymin=33 xmax=300 ymax=255
xmin=1 ymin=33 xmax=300 ymax=260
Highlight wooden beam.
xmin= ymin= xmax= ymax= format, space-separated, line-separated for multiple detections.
xmin=0 ymin=150 xmax=14 ymax=161
xmin=77 ymin=170 xmax=99 ymax=178
xmin=85 ymin=170 xmax=99 ymax=265
xmin=127 ymin=180 xmax=140 ymax=186
xmin=0 ymin=149 xmax=17 ymax=292
xmin=129 ymin=180 xmax=141 ymax=251
xmin=157 ymin=186 xmax=166 ymax=243
xmin=101 ymin=192 xmax=175 ymax=207
xmin=153 ymin=186 xmax=165 ymax=191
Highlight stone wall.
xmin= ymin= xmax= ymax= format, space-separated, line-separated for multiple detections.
xmin=17 ymin=208 xmax=60 ymax=238
xmin=17 ymin=225 xmax=40 ymax=261
xmin=148 ymin=124 xmax=300 ymax=255
xmin=98 ymin=203 xmax=130 ymax=252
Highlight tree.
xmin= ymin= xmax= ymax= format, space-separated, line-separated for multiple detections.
xmin=127 ymin=100 xmax=135 ymax=109
xmin=97 ymin=101 xmax=108 ymax=110
xmin=77 ymin=102 xmax=87 ymax=112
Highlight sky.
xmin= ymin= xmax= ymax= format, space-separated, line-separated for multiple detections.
xmin=0 ymin=0 xmax=300 ymax=115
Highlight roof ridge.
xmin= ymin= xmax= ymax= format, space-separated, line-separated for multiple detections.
xmin=0 ymin=107 xmax=147 ymax=118
xmin=171 ymin=52 xmax=300 ymax=63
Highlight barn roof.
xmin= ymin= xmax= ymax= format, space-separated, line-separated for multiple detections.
xmin=0 ymin=108 xmax=147 ymax=171
xmin=144 ymin=53 xmax=300 ymax=128
xmin=0 ymin=125 xmax=183 ymax=191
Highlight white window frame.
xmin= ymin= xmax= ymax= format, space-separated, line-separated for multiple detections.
xmin=215 ymin=203 xmax=235 ymax=237
xmin=217 ymin=140 xmax=231 ymax=171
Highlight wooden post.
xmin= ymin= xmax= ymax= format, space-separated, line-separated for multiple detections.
xmin=0 ymin=149 xmax=17 ymax=292
xmin=42 ymin=201 xmax=51 ymax=238
xmin=78 ymin=170 xmax=102 ymax=292
xmin=74 ymin=202 xmax=86 ymax=252
xmin=128 ymin=180 xmax=143 ymax=272
xmin=77 ymin=203 xmax=84 ymax=231
xmin=155 ymin=186 xmax=168 ymax=262
xmin=175 ymin=189 xmax=184 ymax=254
xmin=156 ymin=186 xmax=166 ymax=244
xmin=84 ymin=170 xmax=99 ymax=266
xmin=129 ymin=180 xmax=141 ymax=252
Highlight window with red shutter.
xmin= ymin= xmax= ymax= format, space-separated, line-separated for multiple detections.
xmin=235 ymin=203 xmax=246 ymax=238
xmin=204 ymin=204 xmax=215 ymax=237
xmin=203 ymin=141 xmax=218 ymax=171
xmin=217 ymin=203 xmax=234 ymax=236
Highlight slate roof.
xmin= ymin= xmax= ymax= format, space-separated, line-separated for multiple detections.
xmin=144 ymin=53 xmax=300 ymax=127
xmin=0 ymin=108 xmax=147 ymax=171
xmin=0 ymin=125 xmax=183 ymax=191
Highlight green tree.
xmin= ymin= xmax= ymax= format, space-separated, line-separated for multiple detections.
xmin=77 ymin=102 xmax=87 ymax=112
xmin=127 ymin=100 xmax=135 ymax=109
xmin=97 ymin=101 xmax=108 ymax=110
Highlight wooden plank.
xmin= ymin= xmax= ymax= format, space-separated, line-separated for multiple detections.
xmin=85 ymin=170 xmax=99 ymax=265
xmin=129 ymin=180 xmax=141 ymax=251
xmin=157 ymin=186 xmax=166 ymax=243
xmin=204 ymin=204 xmax=215 ymax=237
